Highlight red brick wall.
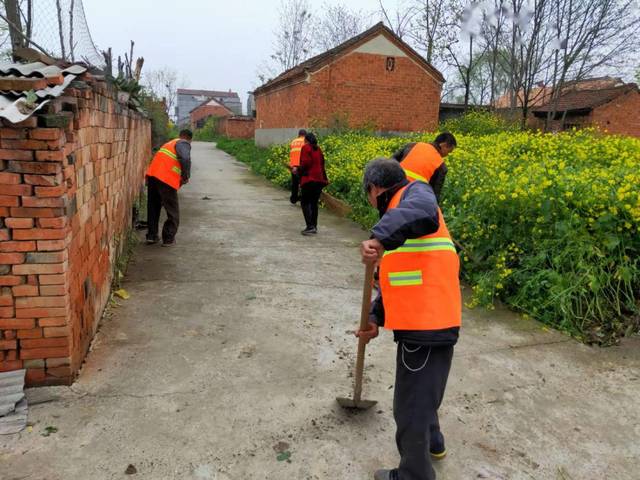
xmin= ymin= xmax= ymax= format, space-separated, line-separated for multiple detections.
xmin=217 ymin=117 xmax=255 ymax=139
xmin=190 ymin=104 xmax=232 ymax=129
xmin=591 ymin=90 xmax=640 ymax=137
xmin=255 ymin=52 xmax=442 ymax=132
xmin=0 ymin=75 xmax=151 ymax=385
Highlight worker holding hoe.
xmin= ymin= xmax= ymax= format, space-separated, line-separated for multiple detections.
xmin=392 ymin=132 xmax=457 ymax=201
xmin=356 ymin=158 xmax=462 ymax=480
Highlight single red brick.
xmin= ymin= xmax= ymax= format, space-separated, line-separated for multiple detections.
xmin=11 ymin=117 xmax=37 ymax=128
xmin=0 ymin=195 xmax=19 ymax=207
xmin=4 ymin=330 xmax=16 ymax=340
xmin=38 ymin=274 xmax=67 ymax=285
xmin=13 ymin=229 xmax=67 ymax=241
xmin=37 ymin=239 xmax=69 ymax=251
xmin=8 ymin=161 xmax=61 ymax=175
xmin=0 ymin=184 xmax=32 ymax=196
xmin=24 ymin=174 xmax=63 ymax=186
xmin=4 ymin=218 xmax=34 ymax=229
xmin=21 ymin=196 xmax=66 ymax=208
xmin=0 ymin=339 xmax=16 ymax=350
xmin=20 ymin=337 xmax=68 ymax=348
xmin=12 ymin=284 xmax=39 ymax=297
xmin=16 ymin=296 xmax=66 ymax=308
xmin=17 ymin=328 xmax=42 ymax=339
xmin=38 ymin=316 xmax=67 ymax=327
xmin=0 ymin=149 xmax=34 ymax=161
xmin=30 ymin=128 xmax=62 ymax=141
xmin=15 ymin=307 xmax=66 ymax=318
xmin=0 ymin=242 xmax=36 ymax=252
xmin=0 ymin=172 xmax=21 ymax=184
xmin=35 ymin=150 xmax=65 ymax=162
xmin=1 ymin=139 xmax=50 ymax=150
xmin=13 ymin=263 xmax=65 ymax=275
xmin=34 ymin=185 xmax=67 ymax=197
xmin=0 ymin=290 xmax=13 ymax=306
xmin=0 ymin=127 xmax=26 ymax=139
xmin=25 ymin=368 xmax=46 ymax=383
xmin=0 ymin=207 xmax=8 ymax=216
xmin=0 ymin=253 xmax=25 ymax=264
xmin=37 ymin=217 xmax=67 ymax=229
xmin=26 ymin=251 xmax=67 ymax=263
xmin=0 ymin=360 xmax=23 ymax=372
xmin=45 ymin=357 xmax=70 ymax=367
xmin=0 ymin=276 xmax=23 ymax=287
xmin=39 ymin=285 xmax=66 ymax=296
xmin=10 ymin=207 xmax=64 ymax=218
xmin=43 ymin=326 xmax=70 ymax=337
xmin=0 ymin=306 xmax=14 ymax=317
xmin=4 ymin=349 xmax=17 ymax=360
xmin=20 ymin=346 xmax=68 ymax=359
xmin=0 ymin=230 xmax=9 ymax=241
xmin=0 ymin=318 xmax=34 ymax=329
xmin=46 ymin=365 xmax=72 ymax=378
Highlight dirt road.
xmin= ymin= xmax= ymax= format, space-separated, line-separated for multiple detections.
xmin=2 ymin=141 xmax=639 ymax=480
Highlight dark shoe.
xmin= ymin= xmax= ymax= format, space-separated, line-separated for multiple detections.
xmin=301 ymin=227 xmax=317 ymax=236
xmin=430 ymin=431 xmax=447 ymax=460
xmin=290 ymin=196 xmax=299 ymax=204
xmin=161 ymin=239 xmax=176 ymax=247
xmin=146 ymin=236 xmax=159 ymax=245
xmin=374 ymin=469 xmax=395 ymax=480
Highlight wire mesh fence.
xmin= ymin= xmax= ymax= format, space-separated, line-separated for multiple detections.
xmin=0 ymin=0 xmax=104 ymax=67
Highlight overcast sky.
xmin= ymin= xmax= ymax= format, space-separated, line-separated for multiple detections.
xmin=84 ymin=0 xmax=381 ymax=112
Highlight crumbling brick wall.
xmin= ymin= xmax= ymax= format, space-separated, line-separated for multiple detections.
xmin=0 ymin=76 xmax=151 ymax=385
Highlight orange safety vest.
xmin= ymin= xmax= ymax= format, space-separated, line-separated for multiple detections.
xmin=400 ymin=142 xmax=443 ymax=183
xmin=289 ymin=136 xmax=305 ymax=167
xmin=379 ymin=185 xmax=461 ymax=331
xmin=146 ymin=139 xmax=183 ymax=190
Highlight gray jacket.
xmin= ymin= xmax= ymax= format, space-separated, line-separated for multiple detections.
xmin=176 ymin=140 xmax=191 ymax=182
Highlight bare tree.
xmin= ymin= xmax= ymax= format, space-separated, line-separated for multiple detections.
xmin=479 ymin=0 xmax=509 ymax=107
xmin=378 ymin=0 xmax=415 ymax=39
xmin=4 ymin=0 xmax=25 ymax=55
xmin=544 ymin=0 xmax=640 ymax=128
xmin=55 ymin=0 xmax=66 ymax=59
xmin=409 ymin=0 xmax=452 ymax=65
xmin=271 ymin=0 xmax=315 ymax=71
xmin=143 ymin=67 xmax=188 ymax=120
xmin=68 ymin=0 xmax=75 ymax=61
xmin=315 ymin=2 xmax=366 ymax=51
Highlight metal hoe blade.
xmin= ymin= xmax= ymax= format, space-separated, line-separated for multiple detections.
xmin=335 ymin=396 xmax=377 ymax=410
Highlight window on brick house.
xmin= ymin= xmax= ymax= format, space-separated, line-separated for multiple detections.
xmin=386 ymin=57 xmax=395 ymax=71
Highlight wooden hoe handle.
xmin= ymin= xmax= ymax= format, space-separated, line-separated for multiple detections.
xmin=353 ymin=262 xmax=375 ymax=403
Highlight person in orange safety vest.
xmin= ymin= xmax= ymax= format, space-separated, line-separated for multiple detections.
xmin=356 ymin=158 xmax=461 ymax=480
xmin=288 ymin=129 xmax=307 ymax=204
xmin=392 ymin=132 xmax=457 ymax=201
xmin=145 ymin=129 xmax=192 ymax=247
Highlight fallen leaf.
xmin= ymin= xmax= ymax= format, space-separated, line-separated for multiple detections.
xmin=276 ymin=451 xmax=292 ymax=462
xmin=115 ymin=289 xmax=130 ymax=300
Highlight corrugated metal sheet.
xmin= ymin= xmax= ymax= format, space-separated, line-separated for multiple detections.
xmin=0 ymin=61 xmax=87 ymax=124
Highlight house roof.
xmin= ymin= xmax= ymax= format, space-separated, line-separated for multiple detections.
xmin=189 ymin=98 xmax=234 ymax=115
xmin=253 ymin=22 xmax=444 ymax=96
xmin=533 ymin=84 xmax=638 ymax=113
xmin=177 ymin=88 xmax=239 ymax=98
xmin=0 ymin=61 xmax=87 ymax=123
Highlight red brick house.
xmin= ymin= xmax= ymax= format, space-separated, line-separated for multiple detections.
xmin=531 ymin=83 xmax=640 ymax=137
xmin=253 ymin=22 xmax=444 ymax=146
xmin=190 ymin=99 xmax=233 ymax=129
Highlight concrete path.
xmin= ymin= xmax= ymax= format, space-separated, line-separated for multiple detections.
xmin=2 ymin=142 xmax=639 ymax=480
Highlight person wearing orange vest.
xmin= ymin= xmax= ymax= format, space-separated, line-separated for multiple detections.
xmin=145 ymin=129 xmax=193 ymax=247
xmin=289 ymin=129 xmax=306 ymax=204
xmin=356 ymin=158 xmax=461 ymax=480
xmin=392 ymin=132 xmax=457 ymax=201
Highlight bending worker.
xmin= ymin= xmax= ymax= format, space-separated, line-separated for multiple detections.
xmin=356 ymin=158 xmax=461 ymax=480
xmin=145 ymin=129 xmax=192 ymax=247
xmin=289 ymin=129 xmax=307 ymax=204
xmin=392 ymin=132 xmax=457 ymax=200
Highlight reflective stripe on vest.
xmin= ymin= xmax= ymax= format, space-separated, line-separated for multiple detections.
xmin=379 ymin=185 xmax=461 ymax=331
xmin=146 ymin=139 xmax=183 ymax=190
xmin=400 ymin=142 xmax=443 ymax=183
xmin=289 ymin=137 xmax=305 ymax=167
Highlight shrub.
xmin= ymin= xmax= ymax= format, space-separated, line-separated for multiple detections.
xmin=221 ymin=130 xmax=640 ymax=345
xmin=193 ymin=117 xmax=219 ymax=142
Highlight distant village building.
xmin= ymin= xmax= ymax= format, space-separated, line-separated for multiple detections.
xmin=246 ymin=93 xmax=256 ymax=118
xmin=252 ymin=22 xmax=444 ymax=146
xmin=190 ymin=99 xmax=233 ymax=129
xmin=176 ymin=89 xmax=241 ymax=126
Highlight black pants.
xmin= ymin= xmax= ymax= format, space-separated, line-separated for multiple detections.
xmin=300 ymin=182 xmax=323 ymax=229
xmin=290 ymin=171 xmax=300 ymax=203
xmin=146 ymin=176 xmax=179 ymax=243
xmin=393 ymin=343 xmax=454 ymax=480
